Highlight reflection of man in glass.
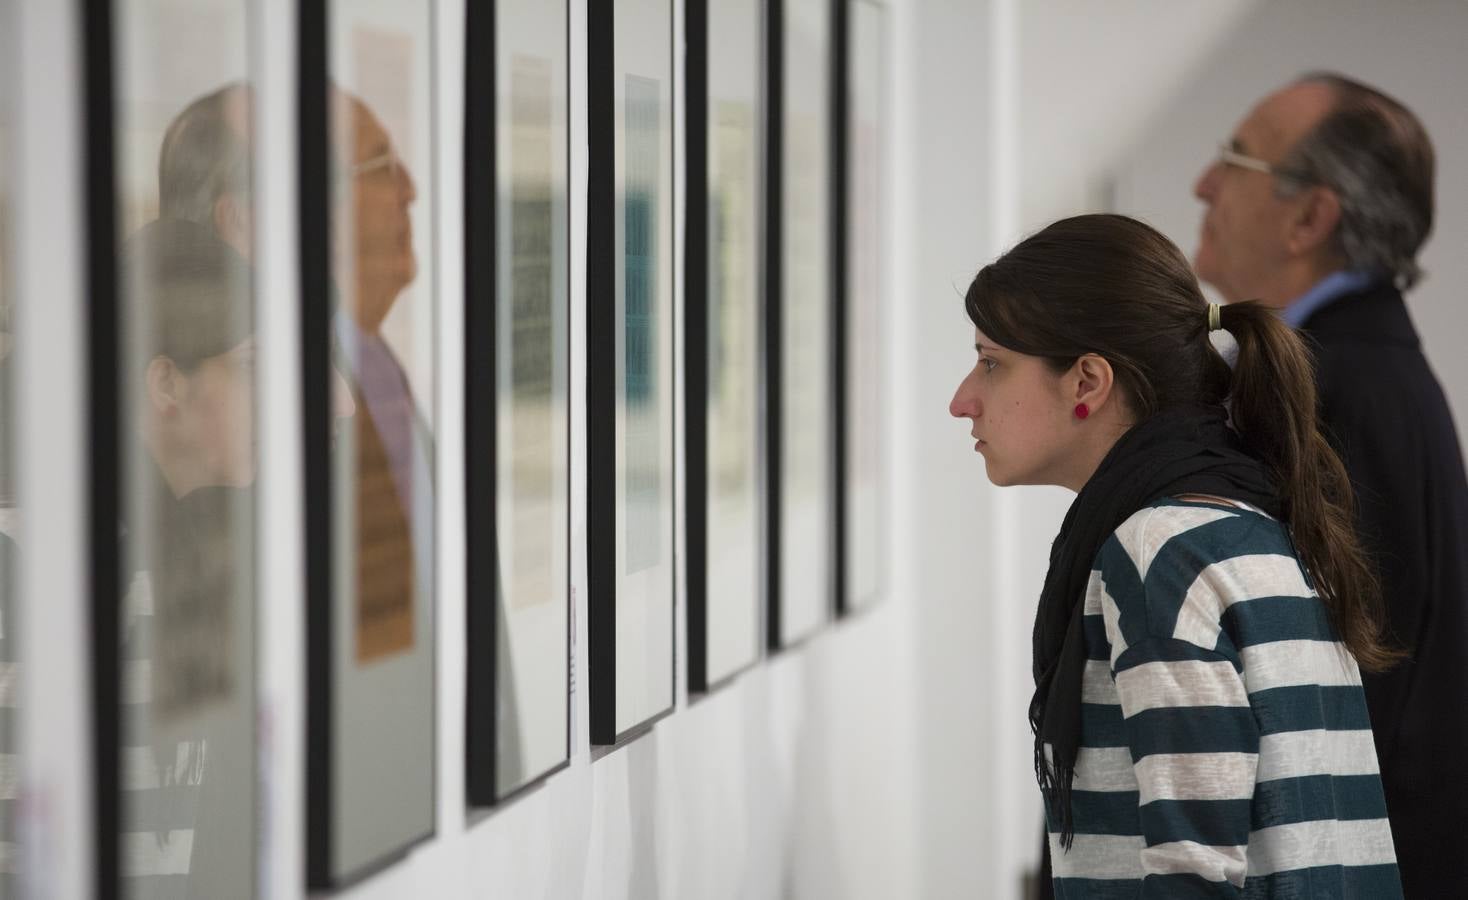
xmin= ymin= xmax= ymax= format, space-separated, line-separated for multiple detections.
xmin=158 ymin=84 xmax=255 ymax=257
xmin=329 ymin=89 xmax=428 ymax=662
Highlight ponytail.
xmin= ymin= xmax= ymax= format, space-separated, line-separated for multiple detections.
xmin=1220 ymin=301 xmax=1402 ymax=672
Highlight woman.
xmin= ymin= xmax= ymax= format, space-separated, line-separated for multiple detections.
xmin=950 ymin=215 xmax=1402 ymax=897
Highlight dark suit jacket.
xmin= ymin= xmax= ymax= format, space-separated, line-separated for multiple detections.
xmin=1302 ymin=282 xmax=1468 ymax=895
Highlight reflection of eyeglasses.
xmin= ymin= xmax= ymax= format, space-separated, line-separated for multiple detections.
xmin=1215 ymin=141 xmax=1313 ymax=184
xmin=344 ymin=151 xmax=400 ymax=180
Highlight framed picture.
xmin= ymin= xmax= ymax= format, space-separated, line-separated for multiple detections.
xmin=302 ymin=0 xmax=438 ymax=886
xmin=85 ymin=0 xmax=261 ymax=895
xmin=685 ymin=0 xmax=765 ymax=693
xmin=768 ymin=0 xmax=837 ymax=649
xmin=465 ymin=0 xmax=572 ymax=805
xmin=841 ymin=0 xmax=887 ymax=614
xmin=586 ymin=0 xmax=676 ymax=745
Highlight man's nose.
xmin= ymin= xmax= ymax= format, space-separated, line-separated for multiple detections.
xmin=331 ymin=364 xmax=357 ymax=419
xmin=398 ymin=158 xmax=418 ymax=205
xmin=1194 ymin=160 xmax=1222 ymax=202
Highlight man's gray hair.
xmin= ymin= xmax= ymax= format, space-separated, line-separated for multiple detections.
xmin=1275 ymin=72 xmax=1435 ymax=290
xmin=158 ymin=83 xmax=251 ymax=225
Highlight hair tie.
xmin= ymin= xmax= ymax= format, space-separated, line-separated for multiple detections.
xmin=1207 ymin=303 xmax=1222 ymax=332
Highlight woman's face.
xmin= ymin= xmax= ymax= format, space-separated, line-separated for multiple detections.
xmin=949 ymin=328 xmax=1076 ymax=487
xmin=159 ymin=337 xmax=355 ymax=494
xmin=175 ymin=336 xmax=257 ymax=489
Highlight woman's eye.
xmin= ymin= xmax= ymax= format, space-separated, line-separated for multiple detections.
xmin=981 ymin=358 xmax=997 ymax=373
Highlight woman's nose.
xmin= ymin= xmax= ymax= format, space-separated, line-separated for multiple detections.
xmin=949 ymin=373 xmax=979 ymax=419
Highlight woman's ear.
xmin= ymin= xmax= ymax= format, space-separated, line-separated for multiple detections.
xmin=146 ymin=356 xmax=183 ymax=415
xmin=1072 ymin=353 xmax=1116 ymax=411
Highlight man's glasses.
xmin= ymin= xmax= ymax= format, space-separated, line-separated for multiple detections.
xmin=1214 ymin=141 xmax=1314 ymax=185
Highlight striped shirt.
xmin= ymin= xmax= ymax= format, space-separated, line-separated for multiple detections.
xmin=120 ymin=566 xmax=207 ymax=898
xmin=1 ymin=516 xmax=18 ymax=896
xmin=1047 ymin=498 xmax=1402 ymax=898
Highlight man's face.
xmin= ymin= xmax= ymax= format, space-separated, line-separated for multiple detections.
xmin=335 ymin=96 xmax=417 ymax=331
xmin=1192 ymin=82 xmax=1334 ymax=303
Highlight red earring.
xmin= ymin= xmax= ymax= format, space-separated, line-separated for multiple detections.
xmin=1074 ymin=403 xmax=1090 ymax=420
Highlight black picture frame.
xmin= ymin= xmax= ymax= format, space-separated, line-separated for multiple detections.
xmin=82 ymin=0 xmax=122 ymax=892
xmin=767 ymin=0 xmax=841 ymax=651
xmin=685 ymin=0 xmax=766 ymax=694
xmin=586 ymin=0 xmax=677 ymax=746
xmin=87 ymin=0 xmax=263 ymax=894
xmin=303 ymin=0 xmax=439 ymax=886
xmin=465 ymin=0 xmax=573 ymax=807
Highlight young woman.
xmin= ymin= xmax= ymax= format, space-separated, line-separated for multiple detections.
xmin=950 ymin=214 xmax=1402 ymax=897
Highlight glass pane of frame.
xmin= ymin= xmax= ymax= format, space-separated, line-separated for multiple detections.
xmin=844 ymin=0 xmax=886 ymax=613
xmin=112 ymin=0 xmax=259 ymax=894
xmin=465 ymin=0 xmax=572 ymax=805
xmin=775 ymin=0 xmax=835 ymax=647
xmin=309 ymin=0 xmax=438 ymax=884
xmin=495 ymin=1 xmax=570 ymax=794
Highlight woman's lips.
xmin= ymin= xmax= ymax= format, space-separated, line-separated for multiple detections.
xmin=975 ymin=439 xmax=987 ymax=452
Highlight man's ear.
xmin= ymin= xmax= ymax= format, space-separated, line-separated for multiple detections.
xmin=146 ymin=356 xmax=183 ymax=415
xmin=1287 ymin=185 xmax=1343 ymax=259
xmin=212 ymin=192 xmax=252 ymax=257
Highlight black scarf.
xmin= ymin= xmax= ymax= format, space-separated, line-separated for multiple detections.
xmin=1034 ymin=405 xmax=1280 ymax=848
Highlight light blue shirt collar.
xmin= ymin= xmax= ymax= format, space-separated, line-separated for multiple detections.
xmin=1280 ymin=270 xmax=1379 ymax=328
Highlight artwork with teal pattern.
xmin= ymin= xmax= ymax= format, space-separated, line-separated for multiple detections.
xmin=624 ymin=74 xmax=662 ymax=573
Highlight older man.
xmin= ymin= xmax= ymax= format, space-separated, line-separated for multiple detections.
xmin=1194 ymin=72 xmax=1468 ymax=895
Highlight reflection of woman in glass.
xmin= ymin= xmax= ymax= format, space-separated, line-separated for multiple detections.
xmin=950 ymin=215 xmax=1403 ymax=897
xmin=122 ymin=217 xmax=256 ymax=893
xmin=134 ymin=220 xmax=256 ymax=495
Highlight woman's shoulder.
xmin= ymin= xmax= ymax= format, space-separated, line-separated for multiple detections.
xmin=1094 ymin=498 xmax=1310 ymax=653
xmin=1106 ymin=497 xmax=1294 ymax=569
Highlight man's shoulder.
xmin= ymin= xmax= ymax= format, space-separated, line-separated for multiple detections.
xmin=1302 ymin=282 xmax=1419 ymax=349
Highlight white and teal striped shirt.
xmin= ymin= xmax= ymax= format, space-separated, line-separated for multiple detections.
xmin=1047 ymin=498 xmax=1401 ymax=898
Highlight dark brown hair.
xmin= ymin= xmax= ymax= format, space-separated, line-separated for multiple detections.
xmin=966 ymin=213 xmax=1399 ymax=671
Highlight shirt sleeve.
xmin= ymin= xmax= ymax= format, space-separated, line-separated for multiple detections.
xmin=1112 ymin=636 xmax=1260 ymax=898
